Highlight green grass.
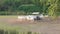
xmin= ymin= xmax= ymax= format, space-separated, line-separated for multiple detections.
xmin=0 ymin=22 xmax=38 ymax=34
xmin=0 ymin=16 xmax=42 ymax=34
xmin=0 ymin=23 xmax=30 ymax=34
xmin=0 ymin=22 xmax=41 ymax=34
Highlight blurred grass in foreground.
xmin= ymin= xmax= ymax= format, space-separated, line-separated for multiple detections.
xmin=0 ymin=16 xmax=40 ymax=34
xmin=0 ymin=29 xmax=40 ymax=34
xmin=0 ymin=22 xmax=40 ymax=34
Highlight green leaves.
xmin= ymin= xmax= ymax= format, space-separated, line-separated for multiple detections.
xmin=0 ymin=0 xmax=60 ymax=16
xmin=47 ymin=0 xmax=59 ymax=19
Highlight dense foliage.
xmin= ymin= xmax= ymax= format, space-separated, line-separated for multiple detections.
xmin=0 ymin=0 xmax=60 ymax=16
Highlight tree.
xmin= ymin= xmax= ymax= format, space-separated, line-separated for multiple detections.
xmin=48 ymin=0 xmax=59 ymax=19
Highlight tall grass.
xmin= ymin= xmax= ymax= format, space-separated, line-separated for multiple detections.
xmin=0 ymin=22 xmax=40 ymax=34
xmin=0 ymin=29 xmax=40 ymax=34
xmin=0 ymin=23 xmax=40 ymax=34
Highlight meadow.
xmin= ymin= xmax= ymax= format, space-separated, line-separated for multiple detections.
xmin=0 ymin=16 xmax=60 ymax=34
xmin=0 ymin=16 xmax=41 ymax=34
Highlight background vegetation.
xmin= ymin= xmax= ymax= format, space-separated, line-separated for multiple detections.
xmin=0 ymin=0 xmax=60 ymax=16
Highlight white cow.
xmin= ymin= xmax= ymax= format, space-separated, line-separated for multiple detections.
xmin=18 ymin=15 xmax=35 ymax=21
xmin=26 ymin=15 xmax=36 ymax=21
xmin=18 ymin=16 xmax=26 ymax=21
xmin=18 ymin=16 xmax=26 ymax=19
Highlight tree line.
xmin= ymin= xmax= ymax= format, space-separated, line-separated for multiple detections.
xmin=0 ymin=0 xmax=60 ymax=16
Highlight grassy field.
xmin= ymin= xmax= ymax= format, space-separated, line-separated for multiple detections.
xmin=0 ymin=16 xmax=60 ymax=34
xmin=0 ymin=16 xmax=41 ymax=34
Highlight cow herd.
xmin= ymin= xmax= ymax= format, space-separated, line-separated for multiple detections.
xmin=17 ymin=15 xmax=48 ymax=21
